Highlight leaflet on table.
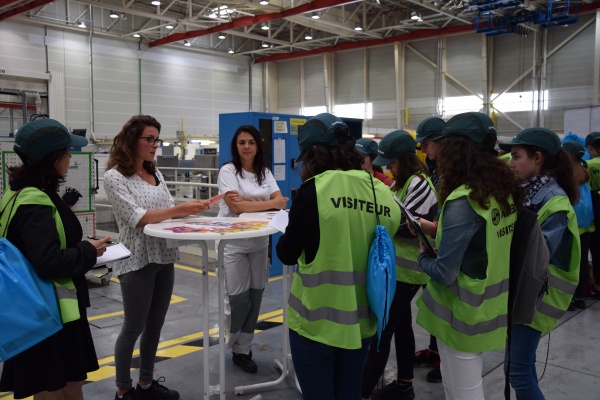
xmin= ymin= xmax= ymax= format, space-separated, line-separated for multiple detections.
xmin=392 ymin=193 xmax=437 ymax=258
xmin=268 ymin=209 xmax=289 ymax=233
xmin=94 ymin=243 xmax=132 ymax=266
xmin=163 ymin=220 xmax=269 ymax=234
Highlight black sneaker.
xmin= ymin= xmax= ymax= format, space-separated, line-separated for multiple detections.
xmin=232 ymin=352 xmax=257 ymax=373
xmin=115 ymin=388 xmax=140 ymax=400
xmin=575 ymin=299 xmax=586 ymax=309
xmin=427 ymin=361 xmax=442 ymax=383
xmin=414 ymin=348 xmax=440 ymax=368
xmin=568 ymin=301 xmax=577 ymax=311
xmin=370 ymin=380 xmax=415 ymax=400
xmin=136 ymin=377 xmax=180 ymax=400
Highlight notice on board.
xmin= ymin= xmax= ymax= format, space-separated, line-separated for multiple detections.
xmin=274 ymin=121 xmax=288 ymax=134
xmin=274 ymin=138 xmax=286 ymax=164
xmin=274 ymin=164 xmax=286 ymax=181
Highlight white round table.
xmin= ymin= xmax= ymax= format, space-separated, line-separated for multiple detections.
xmin=144 ymin=217 xmax=277 ymax=400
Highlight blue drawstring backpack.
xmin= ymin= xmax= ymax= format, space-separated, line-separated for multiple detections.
xmin=573 ymin=183 xmax=594 ymax=229
xmin=0 ymin=191 xmax=62 ymax=361
xmin=367 ymin=175 xmax=397 ymax=351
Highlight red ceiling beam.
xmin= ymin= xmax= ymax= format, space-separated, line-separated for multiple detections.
xmin=149 ymin=0 xmax=361 ymax=48
xmin=0 ymin=0 xmax=22 ymax=8
xmin=0 ymin=0 xmax=53 ymax=21
xmin=255 ymin=24 xmax=474 ymax=63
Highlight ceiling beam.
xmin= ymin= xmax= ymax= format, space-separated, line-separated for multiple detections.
xmin=0 ymin=0 xmax=54 ymax=21
xmin=255 ymin=24 xmax=473 ymax=63
xmin=149 ymin=0 xmax=363 ymax=47
xmin=0 ymin=0 xmax=21 ymax=9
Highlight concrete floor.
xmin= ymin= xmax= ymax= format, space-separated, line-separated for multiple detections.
xmin=2 ymin=258 xmax=599 ymax=400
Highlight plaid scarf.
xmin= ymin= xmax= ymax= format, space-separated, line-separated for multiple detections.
xmin=522 ymin=174 xmax=551 ymax=207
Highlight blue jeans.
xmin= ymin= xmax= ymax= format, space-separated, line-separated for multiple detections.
xmin=289 ymin=329 xmax=371 ymax=400
xmin=505 ymin=324 xmax=545 ymax=400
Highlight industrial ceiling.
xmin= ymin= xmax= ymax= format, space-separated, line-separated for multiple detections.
xmin=1 ymin=0 xmax=599 ymax=62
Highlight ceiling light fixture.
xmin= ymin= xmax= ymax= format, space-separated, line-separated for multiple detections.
xmin=120 ymin=13 xmax=127 ymax=20
xmin=109 ymin=10 xmax=119 ymax=19
xmin=311 ymin=12 xmax=320 ymax=19
xmin=218 ymin=33 xmax=226 ymax=39
xmin=259 ymin=0 xmax=269 ymax=5
xmin=133 ymin=33 xmax=141 ymax=37
xmin=184 ymin=40 xmax=191 ymax=46
xmin=77 ymin=20 xmax=86 ymax=28
xmin=151 ymin=0 xmax=161 ymax=5
xmin=410 ymin=11 xmax=420 ymax=20
xmin=261 ymin=22 xmax=269 ymax=30
xmin=261 ymin=41 xmax=269 ymax=48
xmin=228 ymin=48 xmax=235 ymax=54
xmin=166 ymin=24 xmax=174 ymax=29
xmin=354 ymin=22 xmax=363 ymax=31
xmin=305 ymin=32 xmax=312 ymax=40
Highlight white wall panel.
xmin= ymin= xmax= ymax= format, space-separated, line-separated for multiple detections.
xmin=405 ymin=39 xmax=437 ymax=126
xmin=446 ymin=34 xmax=484 ymax=97
xmin=304 ymin=56 xmax=325 ymax=107
xmin=277 ymin=60 xmax=301 ymax=111
xmin=0 ymin=21 xmax=47 ymax=74
xmin=334 ymin=50 xmax=365 ymax=104
xmin=368 ymin=45 xmax=395 ymax=102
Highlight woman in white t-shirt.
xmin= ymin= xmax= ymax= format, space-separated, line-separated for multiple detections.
xmin=218 ymin=125 xmax=288 ymax=373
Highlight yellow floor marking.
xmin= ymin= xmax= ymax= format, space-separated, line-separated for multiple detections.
xmin=156 ymin=345 xmax=202 ymax=358
xmin=174 ymin=263 xmax=283 ymax=282
xmin=88 ymin=295 xmax=187 ymax=322
xmin=85 ymin=365 xmax=117 ymax=382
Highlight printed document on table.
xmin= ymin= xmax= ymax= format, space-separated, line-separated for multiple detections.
xmin=94 ymin=243 xmax=132 ymax=266
xmin=268 ymin=209 xmax=289 ymax=233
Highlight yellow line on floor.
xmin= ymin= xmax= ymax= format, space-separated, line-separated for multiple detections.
xmin=87 ymin=295 xmax=187 ymax=322
xmin=174 ymin=263 xmax=283 ymax=282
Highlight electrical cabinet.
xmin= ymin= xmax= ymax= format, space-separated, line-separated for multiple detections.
xmin=219 ymin=112 xmax=363 ymax=276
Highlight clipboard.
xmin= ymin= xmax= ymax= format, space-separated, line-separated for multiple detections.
xmin=94 ymin=243 xmax=132 ymax=266
xmin=393 ymin=193 xmax=437 ymax=258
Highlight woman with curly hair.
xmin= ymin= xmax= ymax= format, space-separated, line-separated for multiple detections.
xmin=500 ymin=128 xmax=580 ymax=400
xmin=276 ymin=113 xmax=400 ymax=399
xmin=104 ymin=115 xmax=211 ymax=400
xmin=415 ymin=112 xmax=524 ymax=400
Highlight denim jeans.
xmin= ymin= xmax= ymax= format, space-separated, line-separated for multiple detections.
xmin=505 ymin=324 xmax=545 ymax=400
xmin=289 ymin=329 xmax=371 ymax=400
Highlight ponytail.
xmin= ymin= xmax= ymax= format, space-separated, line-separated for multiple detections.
xmin=545 ymin=150 xmax=580 ymax=205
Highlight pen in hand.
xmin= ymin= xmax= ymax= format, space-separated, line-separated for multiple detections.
xmin=87 ymin=236 xmax=116 ymax=245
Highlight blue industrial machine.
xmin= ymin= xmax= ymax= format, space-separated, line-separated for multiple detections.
xmin=219 ymin=112 xmax=362 ymax=275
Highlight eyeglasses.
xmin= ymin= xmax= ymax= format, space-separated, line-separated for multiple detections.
xmin=138 ymin=136 xmax=163 ymax=146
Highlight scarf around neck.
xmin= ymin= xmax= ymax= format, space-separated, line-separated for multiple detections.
xmin=522 ymin=173 xmax=551 ymax=207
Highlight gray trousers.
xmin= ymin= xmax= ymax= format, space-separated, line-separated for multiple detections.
xmin=114 ymin=263 xmax=174 ymax=389
xmin=223 ymin=247 xmax=269 ymax=354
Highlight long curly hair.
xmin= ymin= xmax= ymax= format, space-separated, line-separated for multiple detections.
xmin=523 ymin=146 xmax=580 ymax=204
xmin=300 ymin=136 xmax=362 ymax=181
xmin=226 ymin=125 xmax=267 ymax=186
xmin=106 ymin=115 xmax=161 ymax=176
xmin=391 ymin=153 xmax=429 ymax=192
xmin=437 ymin=135 xmax=523 ymax=215
xmin=9 ymin=147 xmax=69 ymax=192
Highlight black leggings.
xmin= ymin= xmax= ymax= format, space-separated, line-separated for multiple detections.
xmin=361 ymin=281 xmax=420 ymax=398
xmin=575 ymin=232 xmax=591 ymax=299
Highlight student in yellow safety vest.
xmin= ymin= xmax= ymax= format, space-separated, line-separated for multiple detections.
xmin=0 ymin=119 xmax=110 ymax=400
xmin=276 ymin=113 xmax=400 ymax=400
xmin=415 ymin=112 xmax=524 ymax=400
xmin=585 ymin=131 xmax=600 ymax=297
xmin=500 ymin=128 xmax=580 ymax=400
